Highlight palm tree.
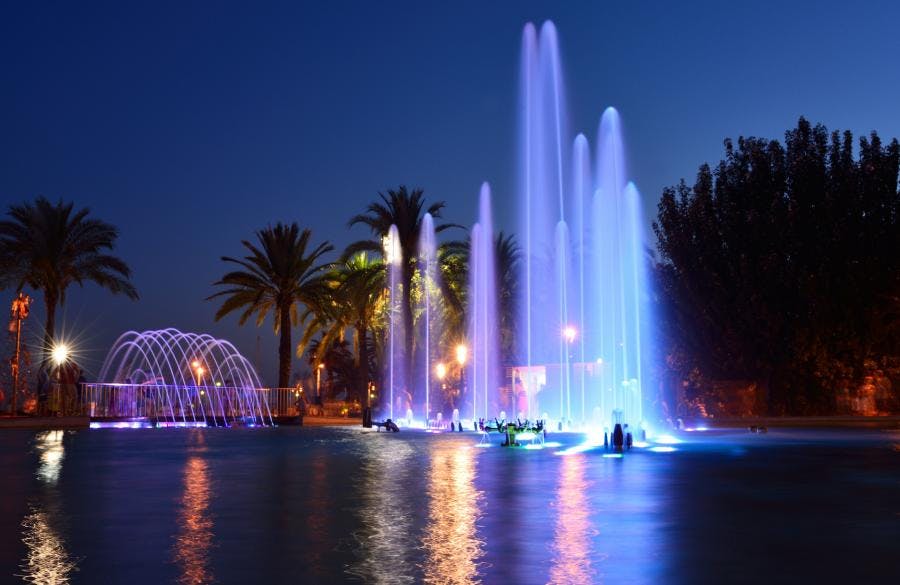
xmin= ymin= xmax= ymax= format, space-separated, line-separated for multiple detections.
xmin=299 ymin=252 xmax=385 ymax=404
xmin=494 ymin=232 xmax=521 ymax=364
xmin=0 ymin=197 xmax=138 ymax=355
xmin=345 ymin=186 xmax=459 ymax=390
xmin=208 ymin=223 xmax=332 ymax=388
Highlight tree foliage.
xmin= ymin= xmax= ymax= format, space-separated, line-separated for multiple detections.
xmin=654 ymin=118 xmax=900 ymax=414
xmin=0 ymin=197 xmax=138 ymax=356
xmin=208 ymin=223 xmax=332 ymax=388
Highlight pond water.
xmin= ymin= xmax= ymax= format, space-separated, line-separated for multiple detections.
xmin=1 ymin=426 xmax=898 ymax=584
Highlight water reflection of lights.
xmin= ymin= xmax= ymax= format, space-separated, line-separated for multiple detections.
xmin=422 ymin=444 xmax=484 ymax=584
xmin=549 ymin=454 xmax=598 ymax=584
xmin=649 ymin=446 xmax=677 ymax=453
xmin=655 ymin=434 xmax=682 ymax=445
xmin=20 ymin=430 xmax=77 ymax=584
xmin=36 ymin=430 xmax=65 ymax=484
xmin=174 ymin=457 xmax=214 ymax=585
xmin=348 ymin=438 xmax=416 ymax=584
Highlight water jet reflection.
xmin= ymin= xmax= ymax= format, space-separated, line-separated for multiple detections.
xmin=422 ymin=443 xmax=483 ymax=584
xmin=173 ymin=456 xmax=214 ymax=584
xmin=549 ymin=454 xmax=598 ymax=584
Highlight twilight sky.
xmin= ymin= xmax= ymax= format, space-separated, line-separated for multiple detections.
xmin=2 ymin=0 xmax=898 ymax=385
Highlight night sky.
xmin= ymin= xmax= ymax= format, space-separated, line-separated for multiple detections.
xmin=2 ymin=1 xmax=898 ymax=385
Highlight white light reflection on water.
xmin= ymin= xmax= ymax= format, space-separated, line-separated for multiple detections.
xmin=173 ymin=440 xmax=214 ymax=585
xmin=422 ymin=443 xmax=484 ymax=584
xmin=347 ymin=435 xmax=417 ymax=584
xmin=549 ymin=454 xmax=600 ymax=584
xmin=20 ymin=430 xmax=78 ymax=584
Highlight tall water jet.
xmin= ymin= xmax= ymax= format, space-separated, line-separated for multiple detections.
xmin=514 ymin=22 xmax=655 ymax=431
xmin=467 ymin=183 xmax=501 ymax=421
xmin=518 ymin=20 xmax=570 ymax=384
xmin=417 ymin=213 xmax=440 ymax=423
xmin=572 ymin=134 xmax=591 ymax=423
xmin=383 ymin=225 xmax=403 ymax=420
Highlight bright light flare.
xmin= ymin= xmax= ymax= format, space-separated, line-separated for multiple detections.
xmin=455 ymin=344 xmax=468 ymax=366
xmin=562 ymin=326 xmax=577 ymax=343
xmin=435 ymin=362 xmax=447 ymax=380
xmin=51 ymin=344 xmax=70 ymax=366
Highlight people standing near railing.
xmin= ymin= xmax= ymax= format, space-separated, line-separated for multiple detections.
xmin=36 ymin=365 xmax=50 ymax=416
xmin=76 ymin=369 xmax=87 ymax=416
xmin=55 ymin=359 xmax=79 ymax=416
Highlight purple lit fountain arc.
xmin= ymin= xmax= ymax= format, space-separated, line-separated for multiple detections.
xmin=97 ymin=328 xmax=272 ymax=426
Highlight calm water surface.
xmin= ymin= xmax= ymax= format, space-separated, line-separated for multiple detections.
xmin=1 ymin=426 xmax=898 ymax=584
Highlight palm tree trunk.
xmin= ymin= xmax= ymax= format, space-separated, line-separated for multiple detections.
xmin=43 ymin=293 xmax=57 ymax=364
xmin=357 ymin=324 xmax=370 ymax=406
xmin=278 ymin=305 xmax=292 ymax=388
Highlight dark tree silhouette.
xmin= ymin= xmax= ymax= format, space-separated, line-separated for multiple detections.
xmin=654 ymin=118 xmax=900 ymax=414
xmin=208 ymin=223 xmax=332 ymax=389
xmin=0 ymin=197 xmax=138 ymax=356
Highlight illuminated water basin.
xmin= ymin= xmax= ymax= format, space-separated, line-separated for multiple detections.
xmin=2 ymin=427 xmax=898 ymax=583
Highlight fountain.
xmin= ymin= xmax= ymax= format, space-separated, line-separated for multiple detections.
xmin=513 ymin=21 xmax=654 ymax=431
xmin=375 ymin=21 xmax=654 ymax=433
xmin=383 ymin=224 xmax=404 ymax=421
xmin=92 ymin=328 xmax=273 ymax=426
xmin=416 ymin=213 xmax=441 ymax=424
xmin=468 ymin=183 xmax=501 ymax=421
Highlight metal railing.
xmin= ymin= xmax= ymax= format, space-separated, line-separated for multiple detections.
xmin=33 ymin=383 xmax=358 ymax=423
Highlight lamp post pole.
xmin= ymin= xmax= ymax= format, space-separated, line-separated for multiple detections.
xmin=10 ymin=293 xmax=31 ymax=416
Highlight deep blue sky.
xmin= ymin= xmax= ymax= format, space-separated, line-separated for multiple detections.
xmin=2 ymin=1 xmax=899 ymax=385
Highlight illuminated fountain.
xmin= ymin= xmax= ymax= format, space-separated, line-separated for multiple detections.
xmin=416 ymin=213 xmax=441 ymax=425
xmin=93 ymin=328 xmax=273 ymax=426
xmin=468 ymin=183 xmax=501 ymax=421
xmin=513 ymin=21 xmax=654 ymax=431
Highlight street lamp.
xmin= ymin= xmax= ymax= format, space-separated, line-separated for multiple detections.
xmin=52 ymin=343 xmax=69 ymax=367
xmin=455 ymin=344 xmax=468 ymax=367
xmin=435 ymin=362 xmax=447 ymax=381
xmin=10 ymin=293 xmax=32 ymax=415
xmin=316 ymin=363 xmax=324 ymax=399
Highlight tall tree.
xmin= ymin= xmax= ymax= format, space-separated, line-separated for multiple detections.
xmin=208 ymin=223 xmax=332 ymax=388
xmin=0 ymin=197 xmax=138 ymax=355
xmin=299 ymin=252 xmax=385 ymax=404
xmin=654 ymin=118 xmax=900 ymax=414
xmin=345 ymin=186 xmax=458 ymax=393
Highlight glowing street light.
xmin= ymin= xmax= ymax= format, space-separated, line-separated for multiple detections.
xmin=52 ymin=344 xmax=70 ymax=367
xmin=194 ymin=365 xmax=205 ymax=386
xmin=563 ymin=326 xmax=577 ymax=344
xmin=435 ymin=362 xmax=447 ymax=381
xmin=316 ymin=363 xmax=325 ymax=398
xmin=455 ymin=344 xmax=468 ymax=366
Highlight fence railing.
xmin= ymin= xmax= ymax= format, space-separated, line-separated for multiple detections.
xmin=36 ymin=383 xmax=356 ymax=422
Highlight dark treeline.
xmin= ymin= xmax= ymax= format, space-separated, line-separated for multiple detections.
xmin=654 ymin=118 xmax=900 ymax=415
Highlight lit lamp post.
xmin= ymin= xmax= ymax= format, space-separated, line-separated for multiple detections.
xmin=191 ymin=360 xmax=204 ymax=386
xmin=9 ymin=292 xmax=31 ymax=416
xmin=316 ymin=363 xmax=324 ymax=401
